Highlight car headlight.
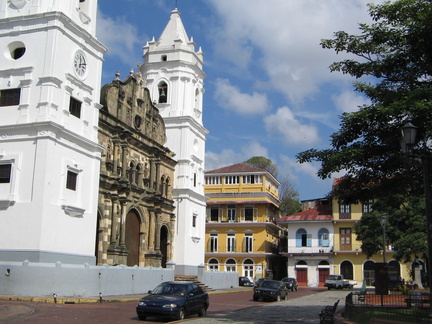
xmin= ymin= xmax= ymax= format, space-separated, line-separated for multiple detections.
xmin=138 ymin=301 xmax=146 ymax=306
xmin=163 ymin=304 xmax=178 ymax=308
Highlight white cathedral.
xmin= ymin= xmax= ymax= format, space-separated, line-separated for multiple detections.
xmin=140 ymin=8 xmax=208 ymax=276
xmin=0 ymin=1 xmax=207 ymax=277
xmin=0 ymin=0 xmax=106 ymax=264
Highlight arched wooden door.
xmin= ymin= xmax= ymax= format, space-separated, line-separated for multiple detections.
xmin=126 ymin=210 xmax=140 ymax=267
xmin=160 ymin=226 xmax=168 ymax=268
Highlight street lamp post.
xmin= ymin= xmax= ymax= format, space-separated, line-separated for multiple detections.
xmin=381 ymin=214 xmax=387 ymax=263
xmin=401 ymin=121 xmax=432 ymax=321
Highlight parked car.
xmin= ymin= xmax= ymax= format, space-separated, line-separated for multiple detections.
xmin=239 ymin=276 xmax=254 ymax=287
xmin=253 ymin=279 xmax=288 ymax=302
xmin=136 ymin=281 xmax=209 ymax=321
xmin=324 ymin=274 xmax=357 ymax=290
xmin=281 ymin=277 xmax=298 ymax=291
xmin=254 ymin=278 xmax=265 ymax=288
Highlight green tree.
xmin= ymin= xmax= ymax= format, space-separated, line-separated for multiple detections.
xmin=297 ymin=0 xmax=432 ymax=262
xmin=243 ymin=156 xmax=301 ymax=215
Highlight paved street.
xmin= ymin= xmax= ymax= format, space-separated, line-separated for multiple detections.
xmin=0 ymin=287 xmax=349 ymax=323
xmin=187 ymin=289 xmax=346 ymax=324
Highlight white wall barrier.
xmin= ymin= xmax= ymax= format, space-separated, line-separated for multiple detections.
xmin=0 ymin=261 xmax=175 ymax=297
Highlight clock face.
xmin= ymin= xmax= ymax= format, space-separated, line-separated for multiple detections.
xmin=74 ymin=51 xmax=87 ymax=77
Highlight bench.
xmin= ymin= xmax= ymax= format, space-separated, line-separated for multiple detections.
xmin=319 ymin=299 xmax=339 ymax=324
xmin=405 ymin=298 xmax=430 ymax=308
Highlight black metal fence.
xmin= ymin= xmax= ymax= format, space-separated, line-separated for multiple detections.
xmin=345 ymin=291 xmax=430 ymax=323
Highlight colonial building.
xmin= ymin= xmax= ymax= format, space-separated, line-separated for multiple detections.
xmin=276 ymin=199 xmax=334 ymax=287
xmin=277 ymin=182 xmax=411 ymax=287
xmin=140 ymin=9 xmax=208 ymax=275
xmin=96 ymin=71 xmax=176 ymax=268
xmin=0 ymin=0 xmax=106 ymax=264
xmin=204 ymin=163 xmax=285 ymax=280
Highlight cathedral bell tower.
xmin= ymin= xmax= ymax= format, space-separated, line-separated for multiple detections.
xmin=140 ymin=8 xmax=208 ymax=275
xmin=0 ymin=0 xmax=107 ymax=264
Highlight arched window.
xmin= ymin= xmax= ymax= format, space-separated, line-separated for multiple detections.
xmin=388 ymin=260 xmax=401 ymax=284
xmin=341 ymin=260 xmax=354 ymax=280
xmin=160 ymin=176 xmax=165 ymax=195
xmin=158 ymin=81 xmax=168 ymax=103
xmin=243 ymin=258 xmax=254 ymax=279
xmin=296 ymin=229 xmax=310 ymax=247
xmin=318 ymin=228 xmax=329 ymax=247
xmin=165 ymin=177 xmax=170 ymax=197
xmin=226 ymin=258 xmax=236 ymax=272
xmin=364 ymin=260 xmax=375 ymax=286
xmin=208 ymin=258 xmax=219 ymax=271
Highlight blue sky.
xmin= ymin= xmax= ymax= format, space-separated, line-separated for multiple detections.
xmin=97 ymin=0 xmax=381 ymax=202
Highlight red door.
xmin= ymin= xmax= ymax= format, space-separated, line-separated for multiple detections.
xmin=296 ymin=269 xmax=308 ymax=286
xmin=319 ymin=269 xmax=330 ymax=287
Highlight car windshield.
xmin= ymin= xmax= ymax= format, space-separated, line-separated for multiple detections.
xmin=327 ymin=275 xmax=339 ymax=280
xmin=151 ymin=284 xmax=187 ymax=296
xmin=282 ymin=278 xmax=293 ymax=282
xmin=261 ymin=281 xmax=280 ymax=289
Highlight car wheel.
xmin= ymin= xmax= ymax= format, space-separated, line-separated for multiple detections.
xmin=284 ymin=293 xmax=288 ymax=300
xmin=295 ymin=287 xmax=298 ymax=291
xmin=328 ymin=287 xmax=331 ymax=290
xmin=198 ymin=305 xmax=207 ymax=317
xmin=276 ymin=294 xmax=281 ymax=302
xmin=253 ymin=295 xmax=259 ymax=301
xmin=177 ymin=308 xmax=185 ymax=320
xmin=138 ymin=314 xmax=146 ymax=321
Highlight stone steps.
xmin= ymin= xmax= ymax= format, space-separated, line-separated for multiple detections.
xmin=174 ymin=275 xmax=214 ymax=292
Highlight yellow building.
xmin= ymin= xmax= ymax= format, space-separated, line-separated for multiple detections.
xmin=204 ymin=163 xmax=285 ymax=281
xmin=332 ymin=196 xmax=410 ymax=287
xmin=277 ymin=179 xmax=412 ymax=288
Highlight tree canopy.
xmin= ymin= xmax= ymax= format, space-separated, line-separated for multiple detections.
xmin=296 ymin=0 xmax=432 ymax=262
xmin=243 ymin=156 xmax=301 ymax=215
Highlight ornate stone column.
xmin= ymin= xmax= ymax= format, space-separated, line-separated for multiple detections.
xmin=118 ymin=201 xmax=127 ymax=249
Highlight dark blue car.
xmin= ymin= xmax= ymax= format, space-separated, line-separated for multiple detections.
xmin=136 ymin=281 xmax=209 ymax=321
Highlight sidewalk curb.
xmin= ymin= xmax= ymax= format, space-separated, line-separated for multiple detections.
xmin=0 ymin=288 xmax=253 ymax=304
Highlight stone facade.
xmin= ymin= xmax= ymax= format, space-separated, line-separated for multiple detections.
xmin=96 ymin=71 xmax=176 ymax=268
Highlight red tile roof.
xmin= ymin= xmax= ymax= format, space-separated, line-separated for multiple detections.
xmin=206 ymin=163 xmax=267 ymax=174
xmin=276 ymin=204 xmax=333 ymax=222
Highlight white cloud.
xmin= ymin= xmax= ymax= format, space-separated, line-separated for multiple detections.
xmin=213 ymin=78 xmax=270 ymax=115
xmin=264 ymin=107 xmax=320 ymax=146
xmin=206 ymin=0 xmax=376 ymax=104
xmin=332 ymin=91 xmax=370 ymax=113
xmin=205 ymin=141 xmax=269 ymax=171
xmin=96 ymin=10 xmax=142 ymax=66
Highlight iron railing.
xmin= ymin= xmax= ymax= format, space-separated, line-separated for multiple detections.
xmin=345 ymin=291 xmax=430 ymax=323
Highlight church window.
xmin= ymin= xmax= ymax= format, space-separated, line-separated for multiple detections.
xmin=165 ymin=178 xmax=170 ymax=196
xmin=192 ymin=214 xmax=197 ymax=227
xmin=161 ymin=55 xmax=167 ymax=61
xmin=0 ymin=164 xmax=12 ymax=183
xmin=69 ymin=97 xmax=82 ymax=118
xmin=194 ymin=173 xmax=197 ymax=187
xmin=13 ymin=47 xmax=25 ymax=60
xmin=66 ymin=171 xmax=78 ymax=191
xmin=0 ymin=88 xmax=21 ymax=106
xmin=158 ymin=82 xmax=168 ymax=103
xmin=7 ymin=41 xmax=26 ymax=60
